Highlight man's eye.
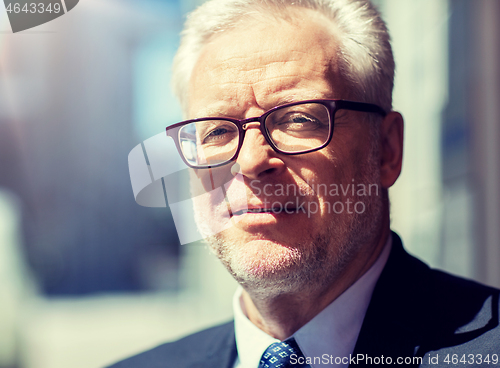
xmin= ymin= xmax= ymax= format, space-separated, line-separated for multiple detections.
xmin=277 ymin=114 xmax=324 ymax=131
xmin=202 ymin=125 xmax=237 ymax=144
xmin=208 ymin=127 xmax=229 ymax=137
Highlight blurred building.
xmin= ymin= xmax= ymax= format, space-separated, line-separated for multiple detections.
xmin=0 ymin=0 xmax=183 ymax=296
xmin=383 ymin=0 xmax=500 ymax=289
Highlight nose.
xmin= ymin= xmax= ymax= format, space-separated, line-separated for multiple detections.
xmin=235 ymin=124 xmax=286 ymax=180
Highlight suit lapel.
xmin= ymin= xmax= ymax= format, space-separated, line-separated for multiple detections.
xmin=192 ymin=323 xmax=237 ymax=368
xmin=351 ymin=232 xmax=431 ymax=366
xmin=352 ymin=232 xmax=500 ymax=367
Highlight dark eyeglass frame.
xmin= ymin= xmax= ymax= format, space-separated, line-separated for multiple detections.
xmin=166 ymin=99 xmax=387 ymax=169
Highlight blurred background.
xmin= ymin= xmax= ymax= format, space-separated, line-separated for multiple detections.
xmin=0 ymin=0 xmax=499 ymax=367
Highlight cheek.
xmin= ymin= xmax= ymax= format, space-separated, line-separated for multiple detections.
xmin=324 ymin=131 xmax=374 ymax=179
xmin=192 ymin=187 xmax=232 ymax=235
xmin=193 ymin=191 xmax=222 ymax=217
xmin=291 ymin=145 xmax=372 ymax=218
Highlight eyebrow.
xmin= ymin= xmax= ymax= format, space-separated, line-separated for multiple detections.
xmin=272 ymin=92 xmax=325 ymax=107
xmin=195 ymin=91 xmax=327 ymax=118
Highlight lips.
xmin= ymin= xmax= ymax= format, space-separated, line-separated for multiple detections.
xmin=232 ymin=208 xmax=280 ymax=216
xmin=229 ymin=203 xmax=305 ymax=216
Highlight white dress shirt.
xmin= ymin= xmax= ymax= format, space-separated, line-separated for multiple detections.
xmin=232 ymin=235 xmax=392 ymax=368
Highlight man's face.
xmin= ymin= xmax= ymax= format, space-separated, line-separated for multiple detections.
xmin=188 ymin=8 xmax=384 ymax=296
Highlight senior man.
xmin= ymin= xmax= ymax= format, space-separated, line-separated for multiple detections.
xmin=110 ymin=0 xmax=500 ymax=367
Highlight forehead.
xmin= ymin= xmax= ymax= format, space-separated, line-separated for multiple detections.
xmin=188 ymin=7 xmax=346 ymax=117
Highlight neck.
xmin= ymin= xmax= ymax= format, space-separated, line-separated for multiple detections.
xmin=240 ymin=222 xmax=391 ymax=340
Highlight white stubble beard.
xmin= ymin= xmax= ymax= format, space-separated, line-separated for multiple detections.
xmin=192 ymin=147 xmax=384 ymax=299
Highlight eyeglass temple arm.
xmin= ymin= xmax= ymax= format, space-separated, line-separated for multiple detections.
xmin=335 ymin=100 xmax=387 ymax=117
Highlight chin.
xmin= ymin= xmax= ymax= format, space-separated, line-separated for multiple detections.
xmin=203 ymin=228 xmax=335 ymax=298
xmin=222 ymin=246 xmax=310 ymax=298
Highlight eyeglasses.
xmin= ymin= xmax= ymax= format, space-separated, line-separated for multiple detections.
xmin=166 ymin=99 xmax=386 ymax=169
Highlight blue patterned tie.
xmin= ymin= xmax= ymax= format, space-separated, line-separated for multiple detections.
xmin=258 ymin=338 xmax=311 ymax=368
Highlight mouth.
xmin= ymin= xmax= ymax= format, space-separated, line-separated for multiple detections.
xmin=232 ymin=208 xmax=278 ymax=216
xmin=230 ymin=204 xmax=305 ymax=216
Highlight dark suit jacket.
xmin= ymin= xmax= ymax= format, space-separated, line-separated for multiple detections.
xmin=107 ymin=232 xmax=500 ymax=367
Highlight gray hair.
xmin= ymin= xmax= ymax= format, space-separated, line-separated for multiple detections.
xmin=172 ymin=0 xmax=394 ymax=116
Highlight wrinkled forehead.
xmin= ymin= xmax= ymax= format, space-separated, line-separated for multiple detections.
xmin=187 ymin=6 xmax=348 ymax=116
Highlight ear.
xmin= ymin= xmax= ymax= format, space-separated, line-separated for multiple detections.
xmin=379 ymin=111 xmax=404 ymax=189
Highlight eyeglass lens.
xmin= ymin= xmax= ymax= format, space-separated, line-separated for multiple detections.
xmin=177 ymin=102 xmax=331 ymax=167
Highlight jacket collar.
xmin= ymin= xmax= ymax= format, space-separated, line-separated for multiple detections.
xmin=195 ymin=322 xmax=237 ymax=368
xmin=352 ymin=231 xmax=499 ymax=366
xmin=351 ymin=232 xmax=428 ymax=363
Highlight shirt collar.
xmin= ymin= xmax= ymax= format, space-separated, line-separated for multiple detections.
xmin=233 ymin=235 xmax=392 ymax=368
